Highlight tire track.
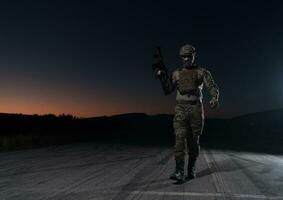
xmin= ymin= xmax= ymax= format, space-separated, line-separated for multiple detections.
xmin=203 ymin=149 xmax=233 ymax=200
xmin=111 ymin=149 xmax=172 ymax=200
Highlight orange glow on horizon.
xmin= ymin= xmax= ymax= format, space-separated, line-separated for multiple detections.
xmin=0 ymin=95 xmax=175 ymax=118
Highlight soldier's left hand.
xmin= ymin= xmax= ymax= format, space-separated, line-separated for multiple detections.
xmin=209 ymin=97 xmax=219 ymax=109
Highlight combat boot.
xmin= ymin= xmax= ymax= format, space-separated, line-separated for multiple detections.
xmin=186 ymin=157 xmax=197 ymax=180
xmin=170 ymin=159 xmax=185 ymax=182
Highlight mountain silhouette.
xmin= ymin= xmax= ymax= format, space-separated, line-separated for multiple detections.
xmin=0 ymin=109 xmax=282 ymax=153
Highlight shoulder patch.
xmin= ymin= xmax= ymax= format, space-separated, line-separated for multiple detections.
xmin=172 ymin=67 xmax=182 ymax=74
xmin=172 ymin=67 xmax=182 ymax=81
xmin=193 ymin=66 xmax=206 ymax=81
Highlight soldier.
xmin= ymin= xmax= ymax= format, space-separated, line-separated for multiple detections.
xmin=155 ymin=44 xmax=220 ymax=182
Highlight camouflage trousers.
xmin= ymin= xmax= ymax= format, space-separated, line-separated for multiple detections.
xmin=173 ymin=102 xmax=204 ymax=161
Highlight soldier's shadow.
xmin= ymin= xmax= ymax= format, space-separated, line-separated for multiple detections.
xmin=104 ymin=157 xmax=260 ymax=196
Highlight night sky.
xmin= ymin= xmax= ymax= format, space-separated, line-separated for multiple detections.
xmin=0 ymin=1 xmax=282 ymax=118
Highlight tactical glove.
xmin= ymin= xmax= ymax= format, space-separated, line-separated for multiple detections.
xmin=154 ymin=69 xmax=166 ymax=79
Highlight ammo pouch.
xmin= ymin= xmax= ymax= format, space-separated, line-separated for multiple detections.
xmin=178 ymin=70 xmax=199 ymax=95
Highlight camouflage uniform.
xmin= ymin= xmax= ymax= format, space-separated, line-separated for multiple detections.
xmin=158 ymin=44 xmax=219 ymax=181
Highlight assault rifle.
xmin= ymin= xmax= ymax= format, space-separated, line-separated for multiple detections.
xmin=152 ymin=46 xmax=168 ymax=79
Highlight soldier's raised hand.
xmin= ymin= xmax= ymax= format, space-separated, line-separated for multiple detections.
xmin=154 ymin=69 xmax=166 ymax=79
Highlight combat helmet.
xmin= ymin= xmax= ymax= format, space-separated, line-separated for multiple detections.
xmin=179 ymin=44 xmax=196 ymax=56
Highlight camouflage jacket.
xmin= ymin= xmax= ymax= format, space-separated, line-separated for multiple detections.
xmin=160 ymin=66 xmax=219 ymax=103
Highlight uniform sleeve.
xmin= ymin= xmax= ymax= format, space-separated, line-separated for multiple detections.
xmin=203 ymin=69 xmax=219 ymax=100
xmin=160 ymin=70 xmax=177 ymax=95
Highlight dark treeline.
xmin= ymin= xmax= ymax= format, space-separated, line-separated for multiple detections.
xmin=0 ymin=109 xmax=282 ymax=153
